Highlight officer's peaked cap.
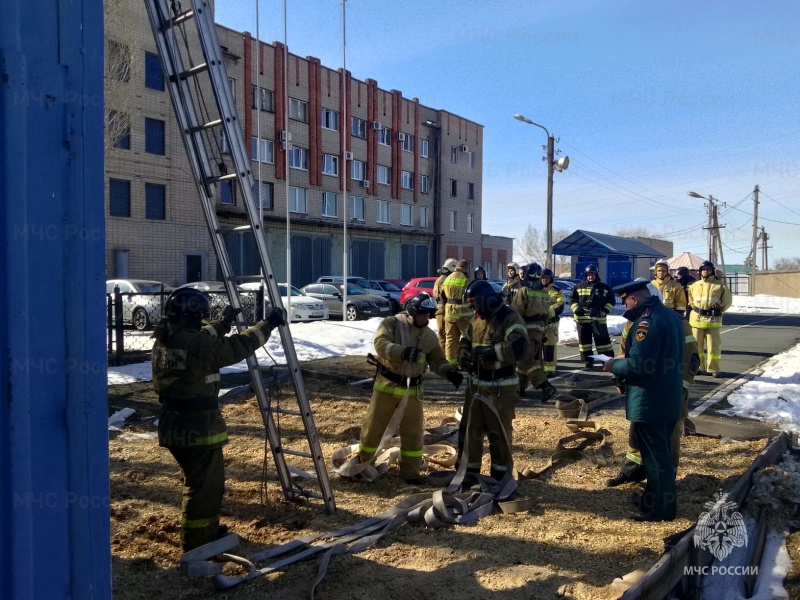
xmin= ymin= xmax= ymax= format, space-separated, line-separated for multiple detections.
xmin=613 ymin=279 xmax=650 ymax=300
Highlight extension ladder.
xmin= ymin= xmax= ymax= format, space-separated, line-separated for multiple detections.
xmin=144 ymin=0 xmax=336 ymax=513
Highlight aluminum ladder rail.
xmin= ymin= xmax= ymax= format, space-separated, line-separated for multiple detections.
xmin=144 ymin=0 xmax=336 ymax=514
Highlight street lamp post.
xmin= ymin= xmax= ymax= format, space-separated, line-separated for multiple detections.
xmin=688 ymin=191 xmax=726 ymax=277
xmin=514 ymin=114 xmax=568 ymax=270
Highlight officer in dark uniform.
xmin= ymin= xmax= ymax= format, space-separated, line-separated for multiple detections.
xmin=151 ymin=287 xmax=285 ymax=551
xmin=569 ymin=264 xmax=615 ymax=367
xmin=602 ymin=280 xmax=684 ymax=521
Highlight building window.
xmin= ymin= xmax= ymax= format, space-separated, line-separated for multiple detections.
xmin=467 ymin=212 xmax=474 ymax=233
xmin=109 ymin=179 xmax=130 ymax=217
xmin=289 ymin=97 xmax=308 ymax=122
xmin=400 ymin=133 xmax=414 ymax=153
xmin=400 ymin=203 xmax=412 ymax=226
xmin=251 ymin=86 xmax=274 ymax=112
xmin=450 ymin=146 xmax=458 ymax=163
xmin=377 ymin=199 xmax=390 ymax=224
xmin=351 ymin=159 xmax=366 ymax=181
xmin=468 ymin=182 xmax=475 ymax=200
xmin=228 ymin=77 xmax=236 ymax=102
xmin=322 ymin=154 xmax=339 ymax=176
xmin=145 ymin=183 xmax=166 ymax=220
xmin=289 ymin=186 xmax=308 ymax=213
xmin=220 ymin=181 xmax=235 ymax=205
xmin=449 ymin=210 xmax=457 ymax=231
xmin=420 ymin=139 xmax=429 ymax=158
xmin=251 ymin=137 xmax=274 ymax=163
xmin=351 ymin=196 xmax=365 ymax=221
xmin=252 ymin=181 xmax=273 ymax=210
xmin=321 ymin=191 xmax=337 ymax=217
xmin=108 ymin=111 xmax=130 ymax=150
xmin=289 ymin=146 xmax=309 ymax=170
xmin=420 ymin=206 xmax=429 ymax=228
xmin=321 ymin=107 xmax=339 ymax=131
xmin=401 ymin=170 xmax=413 ymax=190
xmin=450 ymin=179 xmax=457 ymax=197
xmin=144 ymin=52 xmax=164 ymax=91
xmin=145 ymin=118 xmax=165 ymax=155
xmin=107 ymin=40 xmax=131 ymax=82
xmin=351 ymin=117 xmax=367 ymax=139
xmin=377 ymin=165 xmax=391 ymax=185
xmin=378 ymin=127 xmax=391 ymax=146
xmin=467 ymin=151 xmax=475 ymax=168
xmin=420 ymin=174 xmax=429 ymax=194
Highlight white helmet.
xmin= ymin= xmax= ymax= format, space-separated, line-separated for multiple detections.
xmin=441 ymin=258 xmax=457 ymax=274
xmin=506 ymin=262 xmax=520 ymax=272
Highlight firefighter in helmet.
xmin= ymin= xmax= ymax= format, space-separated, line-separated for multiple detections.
xmin=651 ymin=259 xmax=687 ymax=316
xmin=569 ymin=264 xmax=615 ymax=367
xmin=432 ymin=258 xmax=457 ymax=349
xmin=687 ymin=260 xmax=731 ymax=377
xmin=152 ymin=287 xmax=285 ymax=551
xmin=441 ymin=260 xmax=474 ymax=365
xmin=502 ymin=261 xmax=522 ymax=305
xmin=357 ymin=292 xmax=463 ymax=484
xmin=540 ymin=268 xmax=565 ymax=377
xmin=456 ymin=279 xmax=528 ymax=481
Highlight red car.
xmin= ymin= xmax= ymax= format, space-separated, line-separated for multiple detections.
xmin=399 ymin=277 xmax=438 ymax=310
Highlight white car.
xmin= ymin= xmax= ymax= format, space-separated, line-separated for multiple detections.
xmin=239 ymin=282 xmax=329 ymax=322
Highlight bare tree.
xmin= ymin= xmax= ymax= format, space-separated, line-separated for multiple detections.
xmin=105 ymin=0 xmax=138 ymax=152
xmin=613 ymin=226 xmax=652 ymax=238
xmin=773 ymin=257 xmax=800 ymax=271
xmin=514 ymin=225 xmax=571 ymax=274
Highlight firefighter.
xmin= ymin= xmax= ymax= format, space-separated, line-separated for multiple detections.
xmin=502 ymin=261 xmax=522 ymax=305
xmin=540 ymin=268 xmax=565 ymax=377
xmin=651 ymin=259 xmax=687 ymax=316
xmin=474 ymin=265 xmax=487 ymax=280
xmin=441 ymin=260 xmax=474 ymax=366
xmin=432 ymin=258 xmax=457 ymax=349
xmin=569 ymin=264 xmax=615 ymax=367
xmin=687 ymin=260 xmax=732 ymax=377
xmin=674 ymin=266 xmax=696 ymax=319
xmin=357 ymin=292 xmax=463 ymax=484
xmin=152 ymin=287 xmax=285 ymax=551
xmin=512 ymin=262 xmax=559 ymax=400
xmin=606 ymin=282 xmax=700 ymax=487
xmin=456 ymin=280 xmax=528 ymax=481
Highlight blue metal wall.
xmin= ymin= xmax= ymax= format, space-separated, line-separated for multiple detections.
xmin=1 ymin=0 xmax=110 ymax=597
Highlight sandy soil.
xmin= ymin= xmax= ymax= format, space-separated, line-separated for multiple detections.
xmin=108 ymin=356 xmax=799 ymax=599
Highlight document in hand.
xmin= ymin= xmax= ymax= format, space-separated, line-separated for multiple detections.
xmin=588 ymin=354 xmax=612 ymax=364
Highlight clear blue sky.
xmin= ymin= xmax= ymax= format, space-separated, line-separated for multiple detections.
xmin=216 ymin=0 xmax=800 ymax=266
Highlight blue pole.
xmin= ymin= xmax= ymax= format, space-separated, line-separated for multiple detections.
xmin=0 ymin=0 xmax=110 ymax=597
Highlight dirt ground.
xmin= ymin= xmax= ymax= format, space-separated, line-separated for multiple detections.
xmin=108 ymin=356 xmax=800 ymax=599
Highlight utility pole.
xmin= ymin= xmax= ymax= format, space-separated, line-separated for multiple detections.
xmin=545 ymin=135 xmax=554 ymax=270
xmin=760 ymin=226 xmax=770 ymax=271
xmin=749 ymin=185 xmax=759 ymax=295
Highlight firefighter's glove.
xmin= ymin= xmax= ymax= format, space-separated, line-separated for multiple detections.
xmin=548 ymin=306 xmax=556 ymax=319
xmin=575 ymin=307 xmax=586 ymax=317
xmin=264 ymin=307 xmax=287 ymax=327
xmin=221 ymin=305 xmax=242 ymax=327
xmin=445 ymin=369 xmax=464 ymax=390
xmin=589 ymin=308 xmax=602 ymax=318
xmin=401 ymin=346 xmax=422 ymax=363
xmin=457 ymin=347 xmax=472 ymax=371
xmin=472 ymin=346 xmax=495 ymax=362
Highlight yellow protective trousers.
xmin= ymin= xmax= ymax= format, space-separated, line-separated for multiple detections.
xmin=445 ymin=316 xmax=471 ymax=364
xmin=692 ymin=326 xmax=722 ymax=374
xmin=543 ymin=321 xmax=559 ymax=374
xmin=459 ymin=379 xmax=519 ymax=476
xmin=516 ymin=327 xmax=546 ymax=391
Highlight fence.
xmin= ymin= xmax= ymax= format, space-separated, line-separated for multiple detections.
xmin=106 ymin=286 xmax=265 ymax=366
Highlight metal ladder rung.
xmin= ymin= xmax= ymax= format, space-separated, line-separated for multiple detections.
xmin=204 ymin=173 xmax=238 ymax=185
xmin=273 ymin=408 xmax=303 ymax=417
xmin=189 ymin=118 xmax=223 ymax=134
xmin=168 ymin=9 xmax=195 ymax=27
xmin=233 ymin=274 xmax=266 ymax=283
xmin=282 ymin=448 xmax=314 ymax=459
xmin=215 ymin=224 xmax=253 ymax=234
xmin=170 ymin=63 xmax=208 ymax=81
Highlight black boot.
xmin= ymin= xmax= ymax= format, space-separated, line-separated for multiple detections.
xmin=539 ymin=381 xmax=558 ymax=403
xmin=605 ymin=460 xmax=645 ymax=487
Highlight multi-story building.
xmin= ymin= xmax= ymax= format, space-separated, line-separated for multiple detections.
xmin=104 ymin=2 xmax=512 ymax=287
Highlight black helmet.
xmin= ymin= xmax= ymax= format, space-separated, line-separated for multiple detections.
xmin=700 ymin=260 xmax=715 ymax=272
xmin=407 ymin=292 xmax=438 ymax=318
xmin=585 ymin=264 xmax=598 ymax=275
xmin=164 ymin=288 xmax=211 ymax=328
xmin=464 ymin=279 xmax=503 ymax=319
xmin=541 ymin=268 xmax=554 ymax=280
xmin=676 ymin=266 xmax=690 ymax=277
xmin=474 ymin=266 xmax=486 ymax=279
xmin=525 ymin=262 xmax=542 ymax=278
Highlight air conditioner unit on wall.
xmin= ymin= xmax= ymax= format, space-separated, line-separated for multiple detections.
xmin=281 ymin=140 xmax=291 ymax=151
xmin=397 ymin=132 xmax=406 ymax=142
xmin=361 ymin=179 xmax=370 ymax=188
xmin=280 ymin=130 xmax=292 ymax=142
xmin=345 ymin=151 xmax=354 ymax=161
xmin=371 ymin=121 xmax=382 ymax=130
xmin=460 ymin=144 xmax=468 ymax=152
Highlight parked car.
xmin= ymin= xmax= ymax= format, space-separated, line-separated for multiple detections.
xmin=177 ymin=280 xmax=258 ymax=322
xmin=316 ymin=275 xmax=370 ymax=290
xmin=399 ymin=277 xmax=438 ymax=310
xmin=300 ymin=282 xmax=392 ymax=321
xmin=364 ymin=279 xmax=403 ymax=314
xmin=385 ymin=278 xmax=408 ymax=290
xmin=239 ymin=282 xmax=329 ymax=322
xmin=106 ymin=279 xmax=174 ymax=331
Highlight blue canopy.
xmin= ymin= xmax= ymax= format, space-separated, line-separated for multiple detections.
xmin=553 ymin=230 xmax=665 ymax=258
